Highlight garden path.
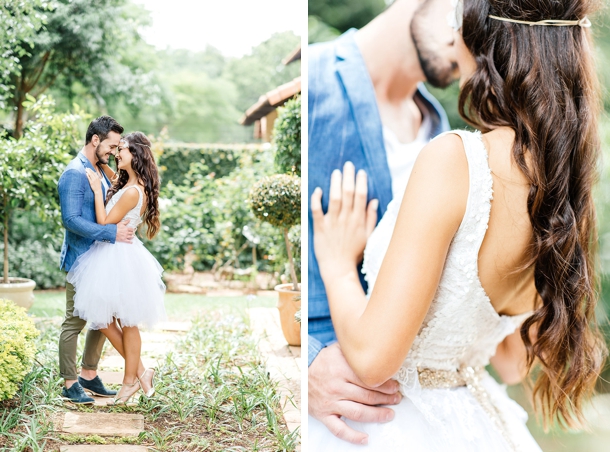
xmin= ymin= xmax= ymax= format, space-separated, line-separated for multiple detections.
xmin=58 ymin=324 xmax=189 ymax=451
xmin=248 ymin=308 xmax=301 ymax=439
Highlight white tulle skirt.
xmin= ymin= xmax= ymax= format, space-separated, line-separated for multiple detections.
xmin=308 ymin=373 xmax=542 ymax=451
xmin=67 ymin=238 xmax=167 ymax=330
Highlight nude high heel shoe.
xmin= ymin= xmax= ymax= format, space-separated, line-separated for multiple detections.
xmin=138 ymin=368 xmax=155 ymax=397
xmin=108 ymin=379 xmax=141 ymax=406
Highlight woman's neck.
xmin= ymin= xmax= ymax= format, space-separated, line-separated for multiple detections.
xmin=124 ymin=168 xmax=138 ymax=186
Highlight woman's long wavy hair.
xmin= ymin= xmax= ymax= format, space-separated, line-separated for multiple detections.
xmin=106 ymin=132 xmax=161 ymax=239
xmin=459 ymin=0 xmax=606 ymax=428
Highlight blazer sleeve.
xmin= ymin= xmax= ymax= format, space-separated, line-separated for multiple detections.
xmin=59 ymin=169 xmax=117 ymax=243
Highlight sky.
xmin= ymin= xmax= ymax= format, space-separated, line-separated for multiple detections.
xmin=135 ymin=0 xmax=303 ymax=57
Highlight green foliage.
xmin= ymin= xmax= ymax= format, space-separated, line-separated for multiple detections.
xmin=0 ymin=242 xmax=64 ymax=290
xmin=249 ymin=175 xmax=301 ymax=230
xmin=158 ymin=144 xmax=260 ymax=188
xmin=0 ymin=95 xmax=81 ymax=220
xmin=273 ymin=96 xmax=301 ymax=176
xmin=0 ymin=0 xmax=49 ymax=109
xmin=309 ymin=0 xmax=386 ymax=35
xmin=8 ymin=0 xmax=159 ymax=136
xmin=0 ymin=299 xmax=39 ymax=400
xmin=224 ymin=31 xmax=301 ymax=113
xmin=147 ymin=149 xmax=285 ymax=272
xmin=0 ymin=95 xmax=82 ymax=281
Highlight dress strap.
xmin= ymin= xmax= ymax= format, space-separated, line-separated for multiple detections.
xmin=437 ymin=130 xmax=494 ymax=257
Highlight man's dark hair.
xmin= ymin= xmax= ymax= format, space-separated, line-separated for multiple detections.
xmin=85 ymin=116 xmax=124 ymax=144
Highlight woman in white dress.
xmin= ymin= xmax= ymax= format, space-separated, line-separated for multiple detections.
xmin=68 ymin=132 xmax=167 ymax=404
xmin=309 ymin=0 xmax=606 ymax=450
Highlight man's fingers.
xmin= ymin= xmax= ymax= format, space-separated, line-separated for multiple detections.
xmin=341 ymin=161 xmax=356 ymax=212
xmin=323 ymin=415 xmax=369 ymax=446
xmin=328 ymin=169 xmax=342 ymax=218
xmin=336 ymin=399 xmax=395 ymax=424
xmin=366 ymin=199 xmax=379 ymax=237
xmin=345 ymin=383 xmax=402 ymax=407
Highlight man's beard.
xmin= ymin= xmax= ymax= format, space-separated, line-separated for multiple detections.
xmin=410 ymin=6 xmax=458 ymax=89
xmin=95 ymin=145 xmax=110 ymax=165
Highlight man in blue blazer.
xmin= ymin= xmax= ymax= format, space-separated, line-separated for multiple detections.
xmin=308 ymin=0 xmax=457 ymax=444
xmin=58 ymin=116 xmax=134 ymax=404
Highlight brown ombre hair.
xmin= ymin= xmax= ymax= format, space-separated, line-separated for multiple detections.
xmin=106 ymin=132 xmax=161 ymax=239
xmin=459 ymin=0 xmax=606 ymax=429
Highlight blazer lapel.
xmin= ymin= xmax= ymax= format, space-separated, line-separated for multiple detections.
xmin=78 ymin=152 xmax=107 ymax=198
xmin=335 ymin=32 xmax=393 ymax=215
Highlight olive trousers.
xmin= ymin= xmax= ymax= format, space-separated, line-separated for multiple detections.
xmin=58 ymin=281 xmax=106 ymax=381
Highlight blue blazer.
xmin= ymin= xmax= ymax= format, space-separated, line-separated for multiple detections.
xmin=58 ymin=152 xmax=116 ymax=272
xmin=308 ymin=30 xmax=450 ymax=366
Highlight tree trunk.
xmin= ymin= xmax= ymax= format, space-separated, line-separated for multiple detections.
xmin=3 ymin=210 xmax=8 ymax=284
xmin=14 ymin=92 xmax=25 ymax=139
xmin=283 ymin=228 xmax=299 ymax=292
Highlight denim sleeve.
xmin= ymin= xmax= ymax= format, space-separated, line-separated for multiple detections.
xmin=59 ymin=169 xmax=117 ymax=242
xmin=308 ymin=334 xmax=325 ymax=367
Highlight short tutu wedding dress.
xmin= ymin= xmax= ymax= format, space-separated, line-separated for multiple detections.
xmin=68 ymin=185 xmax=167 ymax=330
xmin=308 ymin=130 xmax=542 ymax=451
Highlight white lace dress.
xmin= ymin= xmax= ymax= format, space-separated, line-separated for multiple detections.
xmin=308 ymin=130 xmax=542 ymax=451
xmin=68 ymin=185 xmax=167 ymax=330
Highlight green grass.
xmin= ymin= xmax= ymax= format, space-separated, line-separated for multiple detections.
xmin=1 ymin=294 xmax=297 ymax=451
xmin=30 ymin=290 xmax=276 ymax=319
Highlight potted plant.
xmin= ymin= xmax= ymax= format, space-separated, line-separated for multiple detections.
xmin=0 ymin=95 xmax=81 ymax=309
xmin=249 ymin=174 xmax=301 ymax=345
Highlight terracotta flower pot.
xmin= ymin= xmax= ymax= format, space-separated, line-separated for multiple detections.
xmin=0 ymin=277 xmax=36 ymax=310
xmin=275 ymin=283 xmax=301 ymax=346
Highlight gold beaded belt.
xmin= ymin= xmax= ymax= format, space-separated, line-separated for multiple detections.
xmin=417 ymin=366 xmax=516 ymax=451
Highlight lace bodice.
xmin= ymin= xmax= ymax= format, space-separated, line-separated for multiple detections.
xmin=363 ymin=130 xmax=532 ymax=377
xmin=105 ymin=185 xmax=144 ymax=229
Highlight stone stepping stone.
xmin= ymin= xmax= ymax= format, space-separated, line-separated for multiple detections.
xmin=62 ymin=412 xmax=144 ymax=437
xmin=60 ymin=447 xmax=148 ymax=452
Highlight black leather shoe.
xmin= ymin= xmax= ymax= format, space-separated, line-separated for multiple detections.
xmin=79 ymin=375 xmax=117 ymax=398
xmin=61 ymin=382 xmax=95 ymax=404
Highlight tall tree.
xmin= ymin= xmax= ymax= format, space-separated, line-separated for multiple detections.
xmin=0 ymin=0 xmax=48 ymax=110
xmin=9 ymin=0 xmax=159 ymax=138
xmin=224 ymin=31 xmax=301 ymax=113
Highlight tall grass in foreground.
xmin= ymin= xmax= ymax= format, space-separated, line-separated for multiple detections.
xmin=0 ymin=310 xmax=298 ymax=451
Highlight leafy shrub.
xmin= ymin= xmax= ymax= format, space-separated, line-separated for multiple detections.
xmin=158 ymin=143 xmax=264 ymax=188
xmin=147 ymin=149 xmax=286 ymax=273
xmin=249 ymin=174 xmax=301 ymax=289
xmin=249 ymin=175 xmax=301 ymax=229
xmin=0 ymin=299 xmax=39 ymax=400
xmin=272 ymin=95 xmax=301 ymax=176
xmin=0 ymin=241 xmax=65 ymax=289
xmin=0 ymin=95 xmax=82 ymax=284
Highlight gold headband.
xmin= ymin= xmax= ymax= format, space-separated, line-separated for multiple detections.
xmin=488 ymin=15 xmax=591 ymax=28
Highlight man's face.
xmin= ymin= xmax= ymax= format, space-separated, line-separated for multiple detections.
xmin=410 ymin=0 xmax=460 ymax=88
xmin=94 ymin=131 xmax=121 ymax=165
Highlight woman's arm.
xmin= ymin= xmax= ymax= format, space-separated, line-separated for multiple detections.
xmin=85 ymin=169 xmax=138 ymax=225
xmin=311 ymin=134 xmax=469 ymax=387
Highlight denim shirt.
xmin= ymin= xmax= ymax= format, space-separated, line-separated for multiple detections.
xmin=58 ymin=152 xmax=117 ymax=272
xmin=308 ymin=30 xmax=450 ymax=366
